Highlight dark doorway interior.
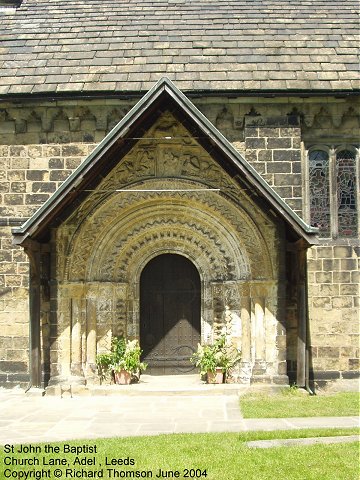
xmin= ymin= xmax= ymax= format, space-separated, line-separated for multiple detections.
xmin=140 ymin=254 xmax=201 ymax=374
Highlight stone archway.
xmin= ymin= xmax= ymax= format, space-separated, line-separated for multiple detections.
xmin=49 ymin=109 xmax=289 ymax=388
xmin=53 ymin=178 xmax=287 ymax=387
xmin=140 ymin=253 xmax=201 ymax=374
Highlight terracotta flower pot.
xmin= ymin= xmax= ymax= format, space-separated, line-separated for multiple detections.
xmin=207 ymin=367 xmax=224 ymax=384
xmin=114 ymin=369 xmax=132 ymax=385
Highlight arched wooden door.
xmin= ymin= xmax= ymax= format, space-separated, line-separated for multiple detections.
xmin=140 ymin=254 xmax=201 ymax=374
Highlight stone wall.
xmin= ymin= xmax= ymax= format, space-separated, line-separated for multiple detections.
xmin=244 ymin=115 xmax=302 ymax=216
xmin=0 ymin=143 xmax=95 ymax=386
xmin=307 ymin=244 xmax=359 ymax=388
xmin=0 ymin=95 xmax=359 ymax=389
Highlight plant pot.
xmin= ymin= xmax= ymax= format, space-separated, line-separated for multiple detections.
xmin=207 ymin=367 xmax=224 ymax=384
xmin=114 ymin=369 xmax=132 ymax=385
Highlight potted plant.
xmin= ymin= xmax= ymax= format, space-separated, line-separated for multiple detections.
xmin=96 ymin=336 xmax=126 ymax=384
xmin=190 ymin=335 xmax=241 ymax=384
xmin=112 ymin=339 xmax=147 ymax=385
xmin=96 ymin=337 xmax=147 ymax=385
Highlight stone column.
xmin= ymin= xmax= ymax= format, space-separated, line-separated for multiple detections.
xmin=264 ymin=282 xmax=288 ymax=384
xmin=253 ymin=295 xmax=267 ymax=376
xmin=85 ymin=295 xmax=98 ymax=383
xmin=70 ymin=285 xmax=85 ymax=384
xmin=239 ymin=283 xmax=252 ymax=383
xmin=47 ymin=283 xmax=73 ymax=392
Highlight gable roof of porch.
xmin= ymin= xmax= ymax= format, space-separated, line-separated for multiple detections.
xmin=12 ymin=77 xmax=318 ymax=246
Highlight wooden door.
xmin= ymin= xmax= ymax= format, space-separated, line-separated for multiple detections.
xmin=140 ymin=254 xmax=201 ymax=374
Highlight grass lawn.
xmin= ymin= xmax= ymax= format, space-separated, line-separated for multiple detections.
xmin=240 ymin=390 xmax=360 ymax=418
xmin=1 ymin=428 xmax=359 ymax=480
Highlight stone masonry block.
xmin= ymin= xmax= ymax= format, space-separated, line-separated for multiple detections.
xmin=245 ymin=137 xmax=266 ymax=149
xmin=257 ymin=150 xmax=272 ymax=162
xmin=279 ymin=127 xmax=301 ymax=137
xmin=332 ymin=296 xmax=353 ymax=308
xmin=49 ymin=158 xmax=64 ymax=169
xmin=0 ymin=250 xmax=12 ymax=262
xmin=349 ymin=359 xmax=359 ymax=370
xmin=7 ymin=170 xmax=25 ymax=181
xmin=25 ymin=193 xmax=50 ymax=205
xmin=65 ymin=158 xmax=82 ymax=169
xmin=273 ymin=150 xmax=301 ymax=162
xmin=274 ymin=186 xmax=293 ymax=198
xmin=11 ymin=182 xmax=27 ymax=193
xmin=340 ymin=284 xmax=359 ymax=295
xmin=351 ymin=271 xmax=359 ymax=283
xmin=292 ymin=137 xmax=301 ymax=149
xmin=312 ymin=297 xmax=331 ymax=308
xmin=340 ymin=259 xmax=357 ymax=271
xmin=333 ymin=271 xmax=351 ymax=283
xmin=252 ymin=162 xmax=266 ymax=174
xmin=0 ymin=183 xmax=10 ymax=193
xmin=62 ymin=145 xmax=89 ymax=156
xmin=26 ymin=170 xmax=48 ymax=181
xmin=323 ymin=259 xmax=340 ymax=271
xmin=4 ymin=194 xmax=24 ymax=205
xmin=31 ymin=182 xmax=57 ymax=193
xmin=245 ymin=150 xmax=257 ymax=162
xmin=49 ymin=170 xmax=72 ymax=181
xmin=4 ymin=275 xmax=23 ymax=287
xmin=266 ymin=162 xmax=292 ymax=173
xmin=285 ymin=198 xmax=302 ymax=213
xmin=273 ymin=173 xmax=301 ymax=186
xmin=319 ymin=284 xmax=340 ymax=296
xmin=267 ymin=137 xmax=292 ymax=149
xmin=258 ymin=127 xmax=280 ymax=137
xmin=315 ymin=271 xmax=333 ymax=283
xmin=11 ymin=158 xmax=29 ymax=169
xmin=334 ymin=246 xmax=353 ymax=258
xmin=244 ymin=127 xmax=258 ymax=138
xmin=317 ymin=347 xmax=340 ymax=358
xmin=44 ymin=145 xmax=61 ymax=156
xmin=292 ymin=162 xmax=301 ymax=173
xmin=316 ymin=247 xmax=334 ymax=258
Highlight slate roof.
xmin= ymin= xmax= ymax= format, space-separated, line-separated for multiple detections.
xmin=1 ymin=0 xmax=359 ymax=97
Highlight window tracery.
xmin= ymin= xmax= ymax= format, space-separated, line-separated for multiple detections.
xmin=336 ymin=150 xmax=357 ymax=237
xmin=309 ymin=149 xmax=330 ymax=237
xmin=308 ymin=146 xmax=358 ymax=239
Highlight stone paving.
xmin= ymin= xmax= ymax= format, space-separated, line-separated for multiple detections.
xmin=246 ymin=435 xmax=359 ymax=449
xmin=0 ymin=376 xmax=358 ymax=445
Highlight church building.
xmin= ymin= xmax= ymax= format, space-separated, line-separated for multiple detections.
xmin=0 ymin=0 xmax=358 ymax=392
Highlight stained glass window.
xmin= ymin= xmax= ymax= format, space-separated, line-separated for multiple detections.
xmin=336 ymin=150 xmax=357 ymax=237
xmin=309 ymin=149 xmax=330 ymax=237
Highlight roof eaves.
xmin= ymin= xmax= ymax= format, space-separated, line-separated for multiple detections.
xmin=1 ymin=88 xmax=359 ymax=104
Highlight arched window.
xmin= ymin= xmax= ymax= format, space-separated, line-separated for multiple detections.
xmin=308 ymin=146 xmax=358 ymax=239
xmin=309 ymin=149 xmax=330 ymax=237
xmin=336 ymin=149 xmax=357 ymax=237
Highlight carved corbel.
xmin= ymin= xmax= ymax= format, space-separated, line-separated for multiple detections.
xmin=88 ymin=106 xmax=109 ymax=130
xmin=7 ymin=108 xmax=29 ymax=134
xmin=41 ymin=108 xmax=59 ymax=132
xmin=64 ymin=108 xmax=81 ymax=132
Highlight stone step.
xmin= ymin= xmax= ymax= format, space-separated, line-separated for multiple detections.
xmin=45 ymin=374 xmax=246 ymax=396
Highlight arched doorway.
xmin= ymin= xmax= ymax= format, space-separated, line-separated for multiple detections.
xmin=140 ymin=254 xmax=201 ymax=374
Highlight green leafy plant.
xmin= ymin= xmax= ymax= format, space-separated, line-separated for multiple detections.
xmin=190 ymin=335 xmax=241 ymax=379
xmin=96 ymin=337 xmax=147 ymax=383
xmin=112 ymin=339 xmax=147 ymax=376
xmin=96 ymin=336 xmax=126 ymax=375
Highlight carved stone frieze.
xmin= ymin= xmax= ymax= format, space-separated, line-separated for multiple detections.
xmin=63 ymin=180 xmax=274 ymax=284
